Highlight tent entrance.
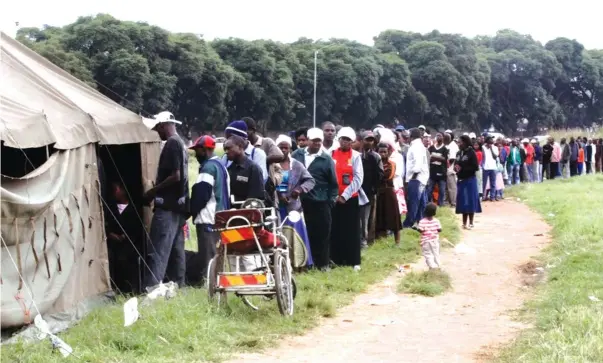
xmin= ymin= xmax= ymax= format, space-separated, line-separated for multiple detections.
xmin=97 ymin=144 xmax=147 ymax=294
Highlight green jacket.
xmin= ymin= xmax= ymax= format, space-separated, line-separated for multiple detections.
xmin=291 ymin=148 xmax=338 ymax=204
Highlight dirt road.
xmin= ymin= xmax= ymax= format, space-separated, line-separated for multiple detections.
xmin=228 ymin=200 xmax=550 ymax=363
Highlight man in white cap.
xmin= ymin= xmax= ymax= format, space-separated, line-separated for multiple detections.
xmin=143 ymin=111 xmax=189 ymax=289
xmin=291 ymin=128 xmax=338 ymax=271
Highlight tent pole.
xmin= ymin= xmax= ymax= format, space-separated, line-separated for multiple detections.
xmin=46 ymin=145 xmax=50 ymax=159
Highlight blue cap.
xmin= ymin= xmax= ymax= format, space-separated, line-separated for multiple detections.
xmin=395 ymin=125 xmax=405 ymax=132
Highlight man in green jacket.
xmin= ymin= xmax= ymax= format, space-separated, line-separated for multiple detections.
xmin=291 ymin=127 xmax=339 ymax=270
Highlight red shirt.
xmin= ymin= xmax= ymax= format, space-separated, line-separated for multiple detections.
xmin=418 ymin=217 xmax=441 ymax=245
xmin=475 ymin=150 xmax=483 ymax=166
xmin=525 ymin=144 xmax=535 ymax=164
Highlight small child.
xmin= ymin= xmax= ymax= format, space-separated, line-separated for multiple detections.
xmin=417 ymin=203 xmax=442 ymax=269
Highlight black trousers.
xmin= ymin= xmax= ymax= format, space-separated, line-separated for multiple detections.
xmin=570 ymin=161 xmax=578 ymax=176
xmin=586 ymin=162 xmax=592 ymax=174
xmin=549 ymin=162 xmax=558 ymax=180
xmin=302 ymin=199 xmax=332 ymax=268
xmin=330 ymin=197 xmax=361 ymax=267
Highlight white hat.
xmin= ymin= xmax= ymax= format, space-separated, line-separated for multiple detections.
xmin=418 ymin=125 xmax=426 ymax=130
xmin=275 ymin=134 xmax=292 ymax=147
xmin=469 ymin=132 xmax=476 ymax=139
xmin=444 ymin=129 xmax=452 ymax=133
xmin=147 ymin=111 xmax=182 ymax=129
xmin=307 ymin=127 xmax=324 ymax=141
xmin=531 ymin=139 xmax=537 ymax=143
xmin=522 ymin=138 xmax=529 ymax=143
xmin=337 ymin=126 xmax=356 ymax=141
xmin=463 ymin=132 xmax=469 ymax=136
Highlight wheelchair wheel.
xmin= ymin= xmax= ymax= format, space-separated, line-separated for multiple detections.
xmin=207 ymin=255 xmax=227 ymax=305
xmin=274 ymin=251 xmax=294 ymax=316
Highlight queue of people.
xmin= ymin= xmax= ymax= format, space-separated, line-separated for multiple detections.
xmin=139 ymin=114 xmax=601 ymax=289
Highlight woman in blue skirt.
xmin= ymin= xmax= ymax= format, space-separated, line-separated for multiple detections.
xmin=454 ymin=135 xmax=482 ymax=229
xmin=275 ymin=135 xmax=316 ymax=267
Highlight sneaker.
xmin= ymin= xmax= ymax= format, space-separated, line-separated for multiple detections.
xmin=353 ymin=265 xmax=361 ymax=272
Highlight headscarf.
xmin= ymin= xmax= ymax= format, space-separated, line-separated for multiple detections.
xmin=275 ymin=134 xmax=292 ymax=147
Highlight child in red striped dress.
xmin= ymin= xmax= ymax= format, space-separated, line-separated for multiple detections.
xmin=417 ymin=203 xmax=442 ymax=269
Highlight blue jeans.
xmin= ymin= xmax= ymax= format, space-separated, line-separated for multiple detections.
xmin=510 ymin=164 xmax=521 ymax=185
xmin=482 ymin=169 xmax=497 ymax=200
xmin=527 ymin=163 xmax=535 ymax=182
xmin=427 ymin=179 xmax=447 ymax=206
xmin=403 ymin=179 xmax=426 ymax=228
xmin=144 ymin=208 xmax=186 ymax=289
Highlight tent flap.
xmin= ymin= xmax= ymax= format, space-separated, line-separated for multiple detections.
xmin=0 ymin=144 xmax=110 ymax=328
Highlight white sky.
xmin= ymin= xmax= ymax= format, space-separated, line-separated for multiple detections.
xmin=1 ymin=0 xmax=600 ymax=49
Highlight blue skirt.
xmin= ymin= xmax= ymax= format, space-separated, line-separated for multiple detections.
xmin=456 ymin=177 xmax=482 ymax=214
xmin=279 ymin=207 xmax=314 ymax=267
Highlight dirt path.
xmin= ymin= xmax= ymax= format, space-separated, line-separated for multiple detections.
xmin=228 ymin=200 xmax=550 ymax=363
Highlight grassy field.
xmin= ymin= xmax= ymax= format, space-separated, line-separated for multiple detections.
xmin=498 ymin=174 xmax=603 ymax=362
xmin=2 ymin=152 xmax=460 ymax=363
xmin=546 ymin=127 xmax=603 ymax=141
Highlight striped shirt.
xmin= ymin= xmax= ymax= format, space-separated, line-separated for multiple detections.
xmin=418 ymin=217 xmax=441 ymax=245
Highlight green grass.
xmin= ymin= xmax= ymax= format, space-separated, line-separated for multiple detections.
xmin=2 ymin=152 xmax=460 ymax=363
xmin=398 ymin=269 xmax=452 ymax=297
xmin=497 ymin=174 xmax=603 ymax=362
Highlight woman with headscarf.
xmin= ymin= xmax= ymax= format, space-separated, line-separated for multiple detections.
xmin=330 ymin=127 xmax=364 ymax=271
xmin=375 ymin=127 xmax=407 ymax=215
xmin=375 ymin=143 xmax=402 ymax=245
xmin=455 ymin=135 xmax=482 ymax=229
xmin=275 ymin=135 xmax=316 ymax=268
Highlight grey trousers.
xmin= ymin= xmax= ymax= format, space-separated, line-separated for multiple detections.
xmin=144 ymin=208 xmax=186 ymax=289
xmin=446 ymin=172 xmax=457 ymax=206
xmin=359 ymin=195 xmax=377 ymax=247
xmin=196 ymin=224 xmax=218 ymax=284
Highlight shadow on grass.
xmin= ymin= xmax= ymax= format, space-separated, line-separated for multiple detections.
xmin=398 ymin=269 xmax=452 ymax=297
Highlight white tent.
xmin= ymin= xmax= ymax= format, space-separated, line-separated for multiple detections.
xmin=1 ymin=32 xmax=161 ymax=329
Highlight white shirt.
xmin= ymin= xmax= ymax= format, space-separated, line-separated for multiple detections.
xmin=482 ymin=144 xmax=499 ymax=171
xmin=588 ymin=144 xmax=597 ymax=163
xmin=302 ymin=148 xmax=324 ymax=168
xmin=405 ymin=139 xmax=429 ymax=185
xmin=446 ymin=141 xmax=459 ymax=173
xmin=322 ymin=140 xmax=340 ymax=154
xmin=390 ymin=151 xmax=405 ymax=190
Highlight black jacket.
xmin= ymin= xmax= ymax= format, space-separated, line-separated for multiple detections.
xmin=455 ymin=147 xmax=479 ymax=180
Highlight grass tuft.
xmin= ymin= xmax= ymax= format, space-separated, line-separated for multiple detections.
xmin=497 ymin=174 xmax=603 ymax=362
xmin=398 ymin=269 xmax=452 ymax=297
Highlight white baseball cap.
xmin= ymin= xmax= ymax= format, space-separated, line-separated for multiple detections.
xmin=146 ymin=111 xmax=182 ymax=130
xmin=522 ymin=138 xmax=529 ymax=143
xmin=307 ymin=127 xmax=324 ymax=141
xmin=469 ymin=132 xmax=476 ymax=139
xmin=418 ymin=125 xmax=426 ymax=130
xmin=337 ymin=126 xmax=356 ymax=141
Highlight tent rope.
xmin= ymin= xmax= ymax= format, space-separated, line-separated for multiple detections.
xmin=42 ymin=217 xmax=51 ymax=279
xmin=30 ymin=217 xmax=40 ymax=282
xmin=13 ymin=218 xmax=24 ymax=290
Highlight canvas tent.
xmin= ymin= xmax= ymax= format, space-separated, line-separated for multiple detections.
xmin=0 ymin=32 xmax=161 ymax=329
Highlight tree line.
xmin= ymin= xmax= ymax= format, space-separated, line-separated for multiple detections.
xmin=15 ymin=14 xmax=603 ymax=135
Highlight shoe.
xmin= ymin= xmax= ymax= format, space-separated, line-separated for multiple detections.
xmin=353 ymin=265 xmax=361 ymax=272
xmin=468 ymin=224 xmax=475 ymax=229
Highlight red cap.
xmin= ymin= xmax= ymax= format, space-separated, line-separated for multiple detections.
xmin=189 ymin=135 xmax=216 ymax=149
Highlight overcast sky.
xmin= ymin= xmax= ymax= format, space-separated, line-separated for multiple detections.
xmin=1 ymin=0 xmax=600 ymax=49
